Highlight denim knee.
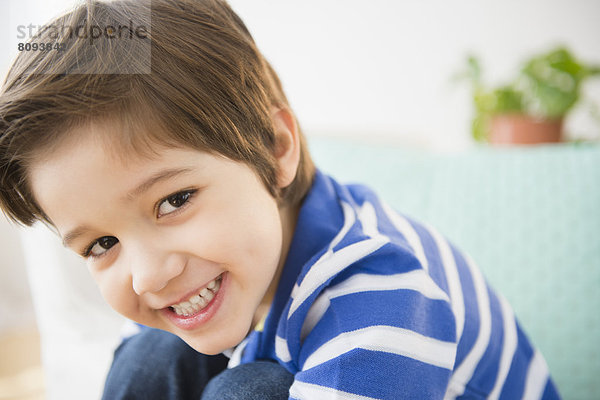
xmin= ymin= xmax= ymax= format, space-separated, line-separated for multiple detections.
xmin=102 ymin=328 xmax=228 ymax=400
xmin=201 ymin=360 xmax=294 ymax=400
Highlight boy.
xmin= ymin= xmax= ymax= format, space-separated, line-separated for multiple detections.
xmin=0 ymin=0 xmax=560 ymax=399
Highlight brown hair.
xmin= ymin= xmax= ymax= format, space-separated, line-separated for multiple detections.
xmin=0 ymin=0 xmax=315 ymax=226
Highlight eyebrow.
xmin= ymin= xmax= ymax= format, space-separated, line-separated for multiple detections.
xmin=62 ymin=225 xmax=93 ymax=248
xmin=62 ymin=167 xmax=194 ymax=248
xmin=124 ymin=167 xmax=194 ymax=200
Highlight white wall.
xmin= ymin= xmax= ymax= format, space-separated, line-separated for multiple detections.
xmin=2 ymin=0 xmax=600 ymax=151
xmin=226 ymin=0 xmax=600 ymax=150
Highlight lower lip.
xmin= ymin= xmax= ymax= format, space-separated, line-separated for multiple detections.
xmin=161 ymin=272 xmax=228 ymax=331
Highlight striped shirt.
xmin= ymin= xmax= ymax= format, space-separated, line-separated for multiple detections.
xmin=229 ymin=170 xmax=560 ymax=399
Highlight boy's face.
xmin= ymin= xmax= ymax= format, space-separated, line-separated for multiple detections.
xmin=29 ymin=125 xmax=296 ymax=354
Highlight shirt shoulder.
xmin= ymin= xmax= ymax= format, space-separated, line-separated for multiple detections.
xmin=275 ymin=174 xmax=462 ymax=398
xmin=276 ymin=172 xmax=458 ymax=359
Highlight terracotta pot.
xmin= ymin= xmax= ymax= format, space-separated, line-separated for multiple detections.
xmin=489 ymin=114 xmax=563 ymax=145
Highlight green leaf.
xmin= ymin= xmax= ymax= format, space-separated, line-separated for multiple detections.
xmin=520 ymin=47 xmax=585 ymax=117
xmin=492 ymin=86 xmax=524 ymax=113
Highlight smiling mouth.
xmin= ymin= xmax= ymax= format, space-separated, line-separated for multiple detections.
xmin=168 ymin=274 xmax=223 ymax=317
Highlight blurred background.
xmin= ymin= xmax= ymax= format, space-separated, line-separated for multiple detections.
xmin=1 ymin=0 xmax=599 ymax=399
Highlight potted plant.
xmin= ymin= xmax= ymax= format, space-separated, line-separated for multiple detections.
xmin=462 ymin=47 xmax=600 ymax=145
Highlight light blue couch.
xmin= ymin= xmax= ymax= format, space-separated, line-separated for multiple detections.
xmin=308 ymin=136 xmax=600 ymax=400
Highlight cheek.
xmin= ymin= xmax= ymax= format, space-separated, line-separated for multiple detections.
xmin=185 ymin=190 xmax=282 ymax=262
xmin=224 ymin=197 xmax=282 ymax=267
xmin=91 ymin=266 xmax=137 ymax=315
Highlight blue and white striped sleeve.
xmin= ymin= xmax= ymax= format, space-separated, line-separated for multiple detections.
xmin=287 ymin=260 xmax=458 ymax=399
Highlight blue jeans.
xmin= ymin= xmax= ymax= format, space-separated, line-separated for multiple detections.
xmin=102 ymin=328 xmax=294 ymax=400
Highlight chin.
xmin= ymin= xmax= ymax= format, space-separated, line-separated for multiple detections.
xmin=188 ymin=343 xmax=224 ymax=355
xmin=183 ymin=328 xmax=248 ymax=355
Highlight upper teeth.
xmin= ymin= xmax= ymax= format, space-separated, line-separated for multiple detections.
xmin=171 ymin=276 xmax=222 ymax=316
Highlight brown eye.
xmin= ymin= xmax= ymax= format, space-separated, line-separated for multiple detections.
xmin=86 ymin=236 xmax=119 ymax=257
xmin=99 ymin=236 xmax=118 ymax=249
xmin=168 ymin=192 xmax=190 ymax=207
xmin=157 ymin=190 xmax=195 ymax=217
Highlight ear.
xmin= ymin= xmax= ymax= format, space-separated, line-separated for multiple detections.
xmin=271 ymin=106 xmax=300 ymax=189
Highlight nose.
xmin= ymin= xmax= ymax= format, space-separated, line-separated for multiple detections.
xmin=129 ymin=242 xmax=186 ymax=296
